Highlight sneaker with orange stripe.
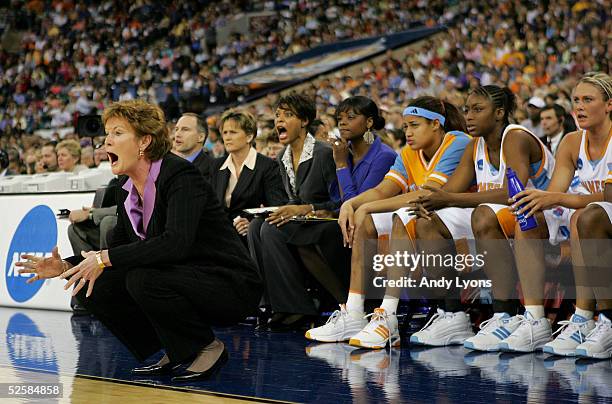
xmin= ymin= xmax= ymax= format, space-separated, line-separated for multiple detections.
xmin=349 ymin=308 xmax=400 ymax=349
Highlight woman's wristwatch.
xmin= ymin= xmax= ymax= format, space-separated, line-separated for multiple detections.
xmin=95 ymin=251 xmax=106 ymax=270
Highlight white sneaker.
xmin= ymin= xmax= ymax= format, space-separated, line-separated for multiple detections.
xmin=409 ymin=309 xmax=474 ymax=346
xmin=575 ymin=313 xmax=612 ymax=359
xmin=543 ymin=314 xmax=595 ymax=356
xmin=464 ymin=313 xmax=522 ymax=352
xmin=498 ymin=311 xmax=552 ymax=353
xmin=348 ymin=308 xmax=400 ymax=349
xmin=305 ymin=305 xmax=367 ymax=342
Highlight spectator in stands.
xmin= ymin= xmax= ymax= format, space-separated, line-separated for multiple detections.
xmin=81 ymin=146 xmax=96 ymax=168
xmin=6 ymin=147 xmax=22 ymax=175
xmin=56 ymin=139 xmax=87 ymax=173
xmin=94 ymin=145 xmax=110 ymax=167
xmin=17 ymin=99 xmax=261 ymax=382
xmin=520 ymin=96 xmax=546 ymax=139
xmin=540 ymin=104 xmax=568 ymax=155
xmin=264 ymin=133 xmax=284 ymax=160
xmin=160 ymin=87 xmax=180 ymax=123
xmin=210 ymin=109 xmax=286 ymax=241
xmin=248 ymin=93 xmax=340 ymax=330
xmin=172 ymin=112 xmax=214 ymax=180
xmin=0 ymin=149 xmax=9 ymax=176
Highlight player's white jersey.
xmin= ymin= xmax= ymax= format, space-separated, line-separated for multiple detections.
xmin=570 ymin=130 xmax=612 ymax=194
xmin=473 ymin=124 xmax=554 ymax=191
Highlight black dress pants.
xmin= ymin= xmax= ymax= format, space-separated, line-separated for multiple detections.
xmin=248 ymin=217 xmax=318 ymax=315
xmin=75 ymin=266 xmax=259 ymax=363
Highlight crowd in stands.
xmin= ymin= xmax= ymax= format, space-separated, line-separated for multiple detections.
xmin=1 ymin=0 xmax=608 ymax=174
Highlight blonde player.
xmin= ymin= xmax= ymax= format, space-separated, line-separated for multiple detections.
xmin=509 ymin=72 xmax=612 ymax=356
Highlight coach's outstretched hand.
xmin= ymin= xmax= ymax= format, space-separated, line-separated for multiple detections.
xmin=61 ymin=251 xmax=104 ymax=298
xmin=16 ymin=246 xmax=65 ymax=284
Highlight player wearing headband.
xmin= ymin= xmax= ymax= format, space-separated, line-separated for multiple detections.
xmin=305 ymin=96 xmax=471 ymax=349
xmin=407 ymin=85 xmax=555 ymax=348
xmin=509 ymin=72 xmax=612 ymax=356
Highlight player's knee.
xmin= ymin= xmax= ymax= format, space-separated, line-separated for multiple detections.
xmin=415 ymin=216 xmax=439 ymax=239
xmin=471 ymin=206 xmax=501 ymax=238
xmin=391 ymin=215 xmax=406 ymax=238
xmin=577 ymin=205 xmax=605 ymax=239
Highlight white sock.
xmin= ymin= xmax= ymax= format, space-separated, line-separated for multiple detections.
xmin=346 ymin=292 xmax=365 ymax=317
xmin=574 ymin=307 xmax=594 ymax=320
xmin=525 ymin=305 xmax=545 ymax=320
xmin=380 ymin=296 xmax=400 ymax=314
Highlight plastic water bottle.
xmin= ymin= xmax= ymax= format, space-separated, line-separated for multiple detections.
xmin=507 ymin=168 xmax=538 ymax=231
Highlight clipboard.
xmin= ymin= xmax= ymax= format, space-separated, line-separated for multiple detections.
xmin=242 ymin=206 xmax=280 ymax=218
xmin=289 ymin=216 xmax=338 ymax=224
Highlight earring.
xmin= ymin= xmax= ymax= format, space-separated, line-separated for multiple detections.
xmin=138 ymin=148 xmax=144 ymax=159
xmin=363 ymin=128 xmax=374 ymax=144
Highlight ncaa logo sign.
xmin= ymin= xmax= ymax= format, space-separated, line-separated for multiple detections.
xmin=576 ymin=158 xmax=583 ymax=170
xmin=5 ymin=205 xmax=57 ymax=302
xmin=477 ymin=159 xmax=484 ymax=170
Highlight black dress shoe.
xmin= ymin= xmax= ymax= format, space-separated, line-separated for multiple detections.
xmin=132 ymin=361 xmax=182 ymax=376
xmin=269 ymin=314 xmax=314 ymax=332
xmin=171 ymin=349 xmax=228 ymax=382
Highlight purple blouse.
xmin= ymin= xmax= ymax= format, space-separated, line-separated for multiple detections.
xmin=122 ymin=160 xmax=162 ymax=239
xmin=335 ymin=137 xmax=396 ymax=201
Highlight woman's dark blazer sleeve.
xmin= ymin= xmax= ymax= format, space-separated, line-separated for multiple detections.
xmin=313 ymin=143 xmax=341 ymax=212
xmin=261 ymin=156 xmax=288 ymax=207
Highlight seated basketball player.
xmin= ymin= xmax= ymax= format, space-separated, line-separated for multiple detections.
xmin=405 ymin=85 xmax=555 ymax=348
xmin=508 ymin=72 xmax=612 ymax=356
xmin=306 ymin=96 xmax=471 ymax=349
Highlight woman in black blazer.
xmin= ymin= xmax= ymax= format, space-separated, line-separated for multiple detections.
xmin=210 ymin=110 xmax=287 ymax=239
xmin=247 ymin=93 xmax=341 ymax=329
xmin=16 ymin=100 xmax=261 ymax=382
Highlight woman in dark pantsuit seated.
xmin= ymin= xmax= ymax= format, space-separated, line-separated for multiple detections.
xmin=247 ymin=93 xmax=341 ymax=329
xmin=210 ymin=109 xmax=287 ymax=240
xmin=16 ymin=100 xmax=261 ymax=382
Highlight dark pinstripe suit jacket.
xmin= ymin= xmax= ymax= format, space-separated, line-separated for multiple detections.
xmin=69 ymin=153 xmax=260 ymax=288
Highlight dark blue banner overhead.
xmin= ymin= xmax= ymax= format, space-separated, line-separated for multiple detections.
xmin=226 ymin=25 xmax=444 ymax=98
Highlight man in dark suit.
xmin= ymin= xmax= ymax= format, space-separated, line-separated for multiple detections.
xmin=173 ymin=112 xmax=214 ymax=180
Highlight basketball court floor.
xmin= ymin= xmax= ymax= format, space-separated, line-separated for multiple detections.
xmin=0 ymin=307 xmax=609 ymax=403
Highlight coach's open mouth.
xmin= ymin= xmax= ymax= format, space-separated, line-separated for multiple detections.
xmin=107 ymin=152 xmax=119 ymax=166
xmin=276 ymin=125 xmax=288 ymax=141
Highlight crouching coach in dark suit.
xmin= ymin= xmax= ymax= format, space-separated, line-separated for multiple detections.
xmin=17 ymin=100 xmax=261 ymax=382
